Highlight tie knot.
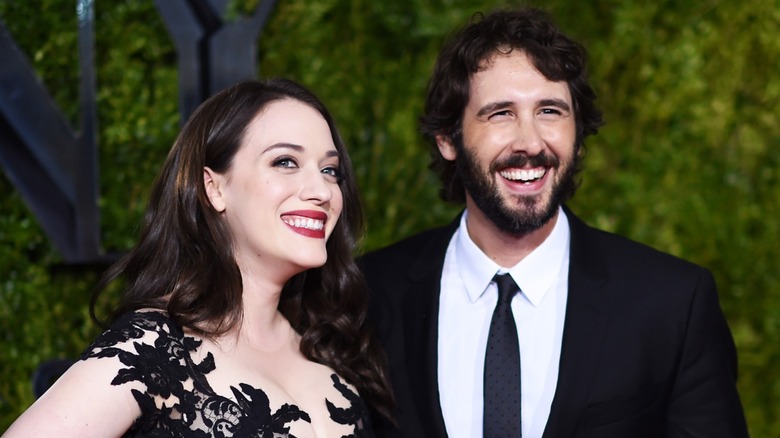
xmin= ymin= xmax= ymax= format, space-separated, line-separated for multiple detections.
xmin=493 ymin=273 xmax=519 ymax=304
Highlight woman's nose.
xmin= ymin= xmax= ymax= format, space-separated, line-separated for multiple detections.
xmin=299 ymin=168 xmax=333 ymax=204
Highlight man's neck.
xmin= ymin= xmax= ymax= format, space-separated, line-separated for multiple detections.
xmin=464 ymin=204 xmax=559 ymax=268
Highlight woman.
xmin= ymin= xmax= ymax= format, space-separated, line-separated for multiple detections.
xmin=4 ymin=79 xmax=393 ymax=437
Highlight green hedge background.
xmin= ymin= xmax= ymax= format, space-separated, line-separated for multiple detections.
xmin=1 ymin=0 xmax=778 ymax=434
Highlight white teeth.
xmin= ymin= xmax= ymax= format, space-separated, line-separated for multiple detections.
xmin=283 ymin=216 xmax=324 ymax=230
xmin=500 ymin=168 xmax=546 ymax=182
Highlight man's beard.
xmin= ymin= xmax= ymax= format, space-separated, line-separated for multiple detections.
xmin=456 ymin=140 xmax=578 ymax=237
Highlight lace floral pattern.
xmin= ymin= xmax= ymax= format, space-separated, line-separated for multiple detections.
xmin=81 ymin=311 xmax=372 ymax=437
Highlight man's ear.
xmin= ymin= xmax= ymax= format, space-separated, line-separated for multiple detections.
xmin=203 ymin=167 xmax=226 ymax=212
xmin=436 ymin=135 xmax=457 ymax=161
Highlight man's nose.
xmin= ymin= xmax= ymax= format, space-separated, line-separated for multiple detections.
xmin=509 ymin=118 xmax=545 ymax=156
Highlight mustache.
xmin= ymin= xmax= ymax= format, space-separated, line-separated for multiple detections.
xmin=490 ymin=152 xmax=560 ymax=172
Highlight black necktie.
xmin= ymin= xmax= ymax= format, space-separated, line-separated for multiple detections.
xmin=484 ymin=273 xmax=521 ymax=437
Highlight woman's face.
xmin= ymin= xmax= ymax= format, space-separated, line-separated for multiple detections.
xmin=204 ymin=98 xmax=344 ymax=282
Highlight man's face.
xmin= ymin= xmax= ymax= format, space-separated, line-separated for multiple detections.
xmin=437 ymin=50 xmax=578 ymax=236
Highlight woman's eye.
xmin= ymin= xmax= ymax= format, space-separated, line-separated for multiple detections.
xmin=272 ymin=157 xmax=297 ymax=168
xmin=322 ymin=166 xmax=341 ymax=180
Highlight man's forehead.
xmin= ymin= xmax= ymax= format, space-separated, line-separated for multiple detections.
xmin=470 ymin=51 xmax=569 ymax=92
xmin=476 ymin=46 xmax=520 ymax=72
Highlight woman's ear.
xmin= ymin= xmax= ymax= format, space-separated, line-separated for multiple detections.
xmin=203 ymin=167 xmax=226 ymax=212
xmin=436 ymin=135 xmax=457 ymax=161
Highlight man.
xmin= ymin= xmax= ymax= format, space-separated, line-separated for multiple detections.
xmin=360 ymin=7 xmax=748 ymax=438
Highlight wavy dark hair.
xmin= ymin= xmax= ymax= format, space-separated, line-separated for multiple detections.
xmin=421 ymin=7 xmax=604 ymax=203
xmin=90 ymin=78 xmax=394 ymax=421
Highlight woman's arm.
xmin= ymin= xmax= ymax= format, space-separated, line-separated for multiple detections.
xmin=3 ymin=354 xmax=141 ymax=437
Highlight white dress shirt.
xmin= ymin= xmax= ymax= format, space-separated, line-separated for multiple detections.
xmin=438 ymin=207 xmax=570 ymax=438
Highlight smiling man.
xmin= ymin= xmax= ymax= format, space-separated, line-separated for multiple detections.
xmin=359 ymin=7 xmax=748 ymax=438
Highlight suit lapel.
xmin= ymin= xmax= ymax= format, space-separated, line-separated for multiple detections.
xmin=543 ymin=208 xmax=611 ymax=437
xmin=395 ymin=209 xmax=610 ymax=436
xmin=401 ymin=219 xmax=459 ymax=437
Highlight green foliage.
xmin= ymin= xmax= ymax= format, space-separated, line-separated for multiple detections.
xmin=1 ymin=0 xmax=778 ymax=434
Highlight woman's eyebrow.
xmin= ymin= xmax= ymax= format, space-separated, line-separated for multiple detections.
xmin=262 ymin=142 xmax=304 ymax=154
xmin=263 ymin=143 xmax=340 ymax=159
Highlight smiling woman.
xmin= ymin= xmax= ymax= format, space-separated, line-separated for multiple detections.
xmin=2 ymin=79 xmax=394 ymax=437
xmin=203 ymin=98 xmax=345 ymax=279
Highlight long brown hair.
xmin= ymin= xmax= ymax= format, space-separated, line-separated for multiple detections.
xmin=90 ymin=78 xmax=394 ymax=421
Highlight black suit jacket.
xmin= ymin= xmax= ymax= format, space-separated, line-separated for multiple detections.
xmin=360 ymin=208 xmax=748 ymax=437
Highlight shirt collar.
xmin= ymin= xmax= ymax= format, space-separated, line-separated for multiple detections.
xmin=455 ymin=207 xmax=570 ymax=307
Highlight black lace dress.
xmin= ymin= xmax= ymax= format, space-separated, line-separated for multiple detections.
xmin=81 ymin=311 xmax=373 ymax=437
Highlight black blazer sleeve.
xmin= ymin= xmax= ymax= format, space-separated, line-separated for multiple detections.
xmin=559 ymin=211 xmax=748 ymax=437
xmin=665 ymin=268 xmax=748 ymax=436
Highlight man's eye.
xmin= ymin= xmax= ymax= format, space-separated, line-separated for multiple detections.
xmin=540 ymin=108 xmax=562 ymax=115
xmin=490 ymin=110 xmax=512 ymax=118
